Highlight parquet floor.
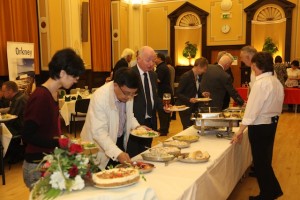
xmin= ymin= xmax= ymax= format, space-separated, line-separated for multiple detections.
xmin=1 ymin=111 xmax=299 ymax=200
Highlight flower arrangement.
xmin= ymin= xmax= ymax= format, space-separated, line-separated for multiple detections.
xmin=262 ymin=37 xmax=278 ymax=55
xmin=32 ymin=138 xmax=99 ymax=200
xmin=182 ymin=41 xmax=198 ymax=59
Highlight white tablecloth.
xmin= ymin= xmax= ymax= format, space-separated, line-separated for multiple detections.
xmin=60 ymin=95 xmax=91 ymax=126
xmin=0 ymin=123 xmax=13 ymax=157
xmin=38 ymin=126 xmax=252 ymax=200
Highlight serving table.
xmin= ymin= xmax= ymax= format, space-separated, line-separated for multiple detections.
xmin=32 ymin=126 xmax=252 ymax=200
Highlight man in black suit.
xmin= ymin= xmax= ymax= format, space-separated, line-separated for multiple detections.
xmin=127 ymin=46 xmax=165 ymax=157
xmin=201 ymin=53 xmax=244 ymax=110
xmin=155 ymin=53 xmax=172 ymax=135
xmin=112 ymin=48 xmax=134 ymax=80
xmin=176 ymin=57 xmax=210 ymax=130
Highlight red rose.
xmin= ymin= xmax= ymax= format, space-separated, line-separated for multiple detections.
xmin=69 ymin=143 xmax=83 ymax=154
xmin=59 ymin=138 xmax=70 ymax=149
xmin=68 ymin=165 xmax=79 ymax=178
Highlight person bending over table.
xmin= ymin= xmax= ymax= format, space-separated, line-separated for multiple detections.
xmin=81 ymin=68 xmax=146 ymax=170
xmin=231 ymin=52 xmax=284 ymax=200
xmin=22 ymin=48 xmax=85 ymax=189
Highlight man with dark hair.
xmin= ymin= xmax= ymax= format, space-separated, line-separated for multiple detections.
xmin=176 ymin=57 xmax=210 ymax=130
xmin=155 ymin=53 xmax=172 ymax=135
xmin=232 ymin=52 xmax=284 ymax=199
xmin=81 ymin=68 xmax=143 ymax=170
xmin=2 ymin=81 xmax=28 ymax=163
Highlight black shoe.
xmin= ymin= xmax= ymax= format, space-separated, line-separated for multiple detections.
xmin=249 ymin=171 xmax=256 ymax=177
xmin=249 ymin=195 xmax=261 ymax=200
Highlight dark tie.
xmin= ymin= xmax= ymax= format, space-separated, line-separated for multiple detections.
xmin=197 ymin=75 xmax=202 ymax=98
xmin=144 ymin=72 xmax=152 ymax=117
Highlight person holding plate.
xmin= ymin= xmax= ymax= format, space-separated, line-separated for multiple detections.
xmin=81 ymin=68 xmax=144 ymax=170
xmin=176 ymin=57 xmax=210 ymax=130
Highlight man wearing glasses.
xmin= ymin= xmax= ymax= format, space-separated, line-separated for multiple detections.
xmin=81 ymin=68 xmax=142 ymax=170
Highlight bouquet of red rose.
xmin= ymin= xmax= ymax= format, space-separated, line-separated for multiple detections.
xmin=32 ymin=138 xmax=99 ymax=200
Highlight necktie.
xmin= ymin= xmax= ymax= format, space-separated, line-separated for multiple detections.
xmin=144 ymin=73 xmax=152 ymax=117
xmin=197 ymin=76 xmax=202 ymax=98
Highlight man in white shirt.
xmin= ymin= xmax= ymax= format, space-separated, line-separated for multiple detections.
xmin=81 ymin=68 xmax=141 ymax=170
xmin=232 ymin=52 xmax=284 ymax=200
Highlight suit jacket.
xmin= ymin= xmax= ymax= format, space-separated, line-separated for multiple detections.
xmin=176 ymin=70 xmax=198 ymax=110
xmin=155 ymin=62 xmax=172 ymax=98
xmin=80 ymin=82 xmax=140 ymax=170
xmin=131 ymin=65 xmax=163 ymax=130
xmin=201 ymin=64 xmax=244 ymax=110
xmin=112 ymin=58 xmax=129 ymax=80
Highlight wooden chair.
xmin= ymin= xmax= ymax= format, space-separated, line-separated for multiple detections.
xmin=70 ymin=99 xmax=90 ymax=137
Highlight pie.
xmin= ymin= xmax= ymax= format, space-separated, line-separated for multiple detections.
xmin=92 ymin=168 xmax=140 ymax=187
xmin=163 ymin=140 xmax=190 ymax=148
xmin=149 ymin=146 xmax=181 ymax=156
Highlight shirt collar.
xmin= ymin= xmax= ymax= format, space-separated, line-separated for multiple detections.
xmin=137 ymin=64 xmax=147 ymax=76
xmin=256 ymin=72 xmax=273 ymax=81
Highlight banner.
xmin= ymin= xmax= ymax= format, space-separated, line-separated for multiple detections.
xmin=6 ymin=41 xmax=35 ymax=93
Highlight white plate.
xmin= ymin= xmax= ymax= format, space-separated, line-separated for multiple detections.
xmin=130 ymin=130 xmax=160 ymax=138
xmin=178 ymin=152 xmax=210 ymax=163
xmin=0 ymin=114 xmax=17 ymax=122
xmin=167 ymin=106 xmax=189 ymax=112
xmin=94 ymin=179 xmax=139 ymax=189
xmin=195 ymin=98 xmax=212 ymax=102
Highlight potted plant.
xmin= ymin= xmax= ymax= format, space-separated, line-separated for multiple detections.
xmin=182 ymin=41 xmax=198 ymax=65
xmin=262 ymin=37 xmax=278 ymax=55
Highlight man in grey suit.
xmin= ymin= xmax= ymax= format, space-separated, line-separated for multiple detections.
xmin=201 ymin=53 xmax=244 ymax=110
xmin=127 ymin=46 xmax=165 ymax=157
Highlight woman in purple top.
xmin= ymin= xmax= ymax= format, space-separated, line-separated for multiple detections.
xmin=22 ymin=48 xmax=85 ymax=189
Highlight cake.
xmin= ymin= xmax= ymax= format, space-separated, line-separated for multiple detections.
xmin=92 ymin=168 xmax=140 ymax=187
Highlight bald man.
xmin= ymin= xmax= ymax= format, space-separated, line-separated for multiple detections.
xmin=201 ymin=53 xmax=244 ymax=110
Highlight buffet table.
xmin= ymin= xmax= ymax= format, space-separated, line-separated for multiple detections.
xmin=40 ymin=126 xmax=252 ymax=200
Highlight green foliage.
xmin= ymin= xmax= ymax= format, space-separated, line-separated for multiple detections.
xmin=262 ymin=37 xmax=278 ymax=55
xmin=182 ymin=41 xmax=198 ymax=58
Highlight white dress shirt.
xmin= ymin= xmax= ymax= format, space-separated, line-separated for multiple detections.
xmin=242 ymin=72 xmax=284 ymax=125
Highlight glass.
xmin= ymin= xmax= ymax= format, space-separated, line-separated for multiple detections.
xmin=163 ymin=93 xmax=171 ymax=107
xmin=118 ymin=85 xmax=137 ymax=99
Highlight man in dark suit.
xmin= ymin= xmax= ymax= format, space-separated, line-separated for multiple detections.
xmin=112 ymin=48 xmax=134 ymax=80
xmin=201 ymin=53 xmax=244 ymax=110
xmin=127 ymin=46 xmax=165 ymax=157
xmin=155 ymin=53 xmax=172 ymax=135
xmin=176 ymin=57 xmax=210 ymax=130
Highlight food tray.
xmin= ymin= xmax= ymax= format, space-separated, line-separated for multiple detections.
xmin=141 ymin=153 xmax=175 ymax=162
xmin=172 ymin=135 xmax=199 ymax=143
xmin=178 ymin=152 xmax=210 ymax=163
xmin=163 ymin=141 xmax=190 ymax=149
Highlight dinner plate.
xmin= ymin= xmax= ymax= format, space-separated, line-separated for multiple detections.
xmin=167 ymin=106 xmax=189 ymax=112
xmin=0 ymin=114 xmax=17 ymax=122
xmin=130 ymin=130 xmax=160 ymax=138
xmin=94 ymin=179 xmax=139 ymax=189
xmin=195 ymin=98 xmax=212 ymax=102
xmin=116 ymin=162 xmax=155 ymax=174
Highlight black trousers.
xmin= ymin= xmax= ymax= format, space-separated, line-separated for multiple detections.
xmin=248 ymin=116 xmax=282 ymax=199
xmin=127 ymin=118 xmax=153 ymax=157
xmin=158 ymin=109 xmax=170 ymax=134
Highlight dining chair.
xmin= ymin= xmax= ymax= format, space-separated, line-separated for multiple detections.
xmin=70 ymin=99 xmax=90 ymax=137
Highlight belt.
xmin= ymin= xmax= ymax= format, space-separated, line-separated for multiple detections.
xmin=271 ymin=116 xmax=279 ymax=123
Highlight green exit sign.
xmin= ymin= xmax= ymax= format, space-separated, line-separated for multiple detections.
xmin=222 ymin=13 xmax=231 ymax=19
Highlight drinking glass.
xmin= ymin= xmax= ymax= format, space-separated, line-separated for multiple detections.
xmin=163 ymin=93 xmax=171 ymax=107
